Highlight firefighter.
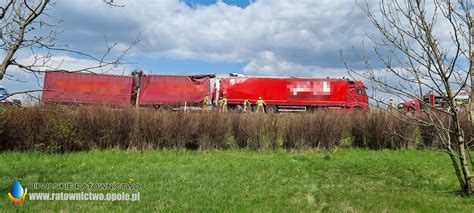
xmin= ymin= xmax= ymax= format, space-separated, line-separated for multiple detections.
xmin=217 ymin=97 xmax=223 ymax=112
xmin=256 ymin=97 xmax=266 ymax=113
xmin=388 ymin=98 xmax=394 ymax=111
xmin=202 ymin=95 xmax=209 ymax=110
xmin=243 ymin=99 xmax=251 ymax=112
xmin=455 ymin=99 xmax=465 ymax=111
xmin=221 ymin=96 xmax=228 ymax=112
xmin=409 ymin=101 xmax=416 ymax=112
xmin=397 ymin=103 xmax=405 ymax=111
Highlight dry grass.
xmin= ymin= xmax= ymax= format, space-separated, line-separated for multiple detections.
xmin=281 ymin=112 xmax=346 ymax=150
xmin=415 ymin=112 xmax=472 ymax=150
xmin=350 ymin=112 xmax=416 ymax=149
xmin=0 ymin=105 xmax=471 ymax=153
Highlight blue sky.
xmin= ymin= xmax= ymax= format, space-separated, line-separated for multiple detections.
xmin=183 ymin=0 xmax=252 ymax=8
xmin=131 ymin=57 xmax=247 ymax=76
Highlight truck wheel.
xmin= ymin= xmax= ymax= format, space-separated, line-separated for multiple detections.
xmin=227 ymin=105 xmax=238 ymax=112
xmin=161 ymin=105 xmax=173 ymax=111
xmin=265 ymin=105 xmax=278 ymax=113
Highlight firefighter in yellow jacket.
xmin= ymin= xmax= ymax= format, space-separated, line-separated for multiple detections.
xmin=256 ymin=97 xmax=266 ymax=113
xmin=202 ymin=95 xmax=209 ymax=110
xmin=218 ymin=97 xmax=223 ymax=111
xmin=243 ymin=99 xmax=251 ymax=112
xmin=388 ymin=98 xmax=394 ymax=111
xmin=220 ymin=96 xmax=228 ymax=112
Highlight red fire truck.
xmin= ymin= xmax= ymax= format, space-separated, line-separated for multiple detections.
xmin=401 ymin=90 xmax=470 ymax=112
xmin=214 ymin=76 xmax=369 ymax=112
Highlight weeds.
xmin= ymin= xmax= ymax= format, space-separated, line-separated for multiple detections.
xmin=0 ymin=105 xmax=467 ymax=153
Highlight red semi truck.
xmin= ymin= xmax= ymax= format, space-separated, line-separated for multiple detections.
xmin=214 ymin=76 xmax=369 ymax=112
xmin=42 ymin=71 xmax=369 ymax=111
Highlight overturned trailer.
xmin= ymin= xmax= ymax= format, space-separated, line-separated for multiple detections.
xmin=42 ymin=71 xmax=134 ymax=105
xmin=42 ymin=71 xmax=213 ymax=108
xmin=137 ymin=74 xmax=213 ymax=109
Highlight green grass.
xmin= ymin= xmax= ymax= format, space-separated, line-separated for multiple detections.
xmin=0 ymin=149 xmax=473 ymax=212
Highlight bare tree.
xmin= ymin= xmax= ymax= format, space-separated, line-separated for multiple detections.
xmin=0 ymin=0 xmax=133 ymax=82
xmin=344 ymin=0 xmax=473 ymax=195
xmin=468 ymin=0 xmax=474 ymax=180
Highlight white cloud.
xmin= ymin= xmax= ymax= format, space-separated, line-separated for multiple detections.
xmin=15 ymin=55 xmax=130 ymax=75
xmin=50 ymin=0 xmax=373 ymax=76
xmin=142 ymin=0 xmax=369 ymax=64
xmin=243 ymin=50 xmax=361 ymax=78
xmin=243 ymin=51 xmax=315 ymax=76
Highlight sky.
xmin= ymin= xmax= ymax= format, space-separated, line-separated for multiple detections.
xmin=1 ymin=0 xmax=381 ymax=97
xmin=5 ymin=0 xmax=467 ymax=106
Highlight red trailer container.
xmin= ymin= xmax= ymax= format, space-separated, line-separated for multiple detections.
xmin=215 ymin=77 xmax=368 ymax=112
xmin=138 ymin=75 xmax=213 ymax=107
xmin=42 ymin=71 xmax=134 ymax=105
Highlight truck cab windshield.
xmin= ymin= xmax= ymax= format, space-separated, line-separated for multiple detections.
xmin=356 ymin=87 xmax=366 ymax=96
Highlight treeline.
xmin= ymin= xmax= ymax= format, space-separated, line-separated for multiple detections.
xmin=0 ymin=106 xmax=471 ymax=153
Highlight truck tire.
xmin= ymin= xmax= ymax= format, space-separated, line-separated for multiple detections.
xmin=161 ymin=105 xmax=173 ymax=111
xmin=228 ymin=105 xmax=239 ymax=112
xmin=265 ymin=105 xmax=278 ymax=113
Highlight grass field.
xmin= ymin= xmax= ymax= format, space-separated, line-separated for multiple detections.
xmin=1 ymin=149 xmax=473 ymax=212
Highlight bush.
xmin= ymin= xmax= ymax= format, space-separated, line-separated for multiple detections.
xmin=350 ymin=111 xmax=416 ymax=149
xmin=417 ymin=120 xmax=439 ymax=148
xmin=282 ymin=111 xmax=345 ymax=150
xmin=415 ymin=112 xmax=470 ymax=149
xmin=72 ymin=106 xmax=134 ymax=150
xmin=231 ymin=114 xmax=279 ymax=150
xmin=458 ymin=112 xmax=472 ymax=150
xmin=1 ymin=105 xmax=461 ymax=153
xmin=389 ymin=113 xmax=416 ymax=149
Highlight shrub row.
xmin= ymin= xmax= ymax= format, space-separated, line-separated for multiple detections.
xmin=351 ymin=112 xmax=417 ymax=149
xmin=0 ymin=106 xmax=471 ymax=153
